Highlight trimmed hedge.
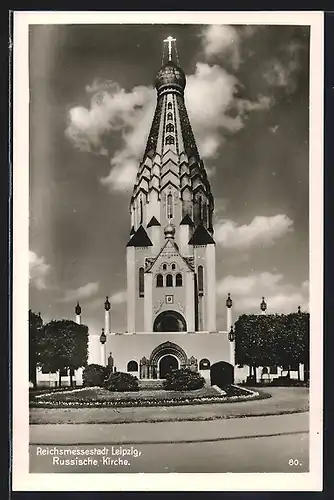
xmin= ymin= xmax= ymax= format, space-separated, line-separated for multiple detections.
xmin=83 ymin=364 xmax=108 ymax=387
xmin=104 ymin=371 xmax=139 ymax=392
xmin=163 ymin=368 xmax=205 ymax=391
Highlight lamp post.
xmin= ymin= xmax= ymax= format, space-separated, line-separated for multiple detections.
xmin=100 ymin=328 xmax=107 ymax=366
xmin=260 ymin=297 xmax=267 ymax=315
xmin=226 ymin=293 xmax=235 ymax=366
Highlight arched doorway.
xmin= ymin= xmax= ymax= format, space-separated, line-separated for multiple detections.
xmin=153 ymin=310 xmax=187 ymax=332
xmin=159 ymin=355 xmax=178 ymax=379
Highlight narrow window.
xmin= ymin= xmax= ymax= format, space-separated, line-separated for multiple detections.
xmin=140 ymin=199 xmax=143 ymax=225
xmin=167 ymin=193 xmax=173 ymax=219
xmin=176 ymin=273 xmax=182 ymax=287
xmin=156 ymin=274 xmax=163 ymax=287
xmin=162 ymin=264 xmax=167 ymax=271
xmin=198 ymin=265 xmax=204 ymax=295
xmin=139 ymin=267 xmax=144 ymax=297
xmin=269 ymin=366 xmax=278 ymax=375
xmin=165 ymin=135 xmax=175 ymax=145
xmin=166 ymin=274 xmax=173 ymax=287
xmin=168 ymin=102 xmax=172 ymax=109
xmin=167 ymin=112 xmax=173 ymax=120
xmin=166 ymin=123 xmax=174 ymax=133
xmin=127 ymin=360 xmax=138 ymax=372
xmin=171 ymin=264 xmax=176 ymax=270
xmin=198 ymin=198 xmax=202 ymax=221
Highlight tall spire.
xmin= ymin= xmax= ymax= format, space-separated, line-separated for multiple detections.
xmin=129 ymin=37 xmax=214 ymax=235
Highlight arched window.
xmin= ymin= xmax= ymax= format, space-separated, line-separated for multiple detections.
xmin=171 ymin=264 xmax=176 ymax=270
xmin=199 ymin=358 xmax=210 ymax=370
xmin=140 ymin=199 xmax=143 ymax=225
xmin=198 ymin=265 xmax=204 ymax=295
xmin=168 ymin=102 xmax=172 ymax=109
xmin=167 ymin=193 xmax=173 ymax=219
xmin=139 ymin=267 xmax=144 ymax=297
xmin=166 ymin=123 xmax=174 ymax=133
xmin=198 ymin=198 xmax=202 ymax=220
xmin=165 ymin=135 xmax=175 ymax=145
xmin=176 ymin=273 xmax=182 ymax=287
xmin=166 ymin=274 xmax=173 ymax=287
xmin=156 ymin=274 xmax=163 ymax=287
xmin=162 ymin=264 xmax=167 ymax=271
xmin=167 ymin=112 xmax=173 ymax=120
xmin=127 ymin=360 xmax=138 ymax=372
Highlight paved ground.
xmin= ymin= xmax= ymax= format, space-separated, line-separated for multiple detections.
xmin=30 ymin=412 xmax=309 ymax=473
xmin=30 ymin=387 xmax=309 ymax=425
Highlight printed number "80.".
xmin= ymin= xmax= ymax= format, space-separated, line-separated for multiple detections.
xmin=289 ymin=459 xmax=301 ymax=466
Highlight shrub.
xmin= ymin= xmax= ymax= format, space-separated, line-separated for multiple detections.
xmin=83 ymin=364 xmax=108 ymax=387
xmin=270 ymin=376 xmax=308 ymax=387
xmin=104 ymin=371 xmax=139 ymax=392
xmin=163 ymin=368 xmax=205 ymax=391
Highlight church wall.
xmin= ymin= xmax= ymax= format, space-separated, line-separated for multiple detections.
xmin=134 ymin=246 xmax=151 ymax=332
xmin=106 ymin=332 xmax=230 ymax=381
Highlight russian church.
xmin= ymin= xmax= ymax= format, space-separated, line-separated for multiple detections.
xmin=98 ymin=37 xmax=231 ymax=382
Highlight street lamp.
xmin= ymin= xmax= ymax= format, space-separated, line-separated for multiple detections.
xmin=228 ymin=325 xmax=235 ymax=342
xmin=226 ymin=293 xmax=233 ymax=309
xmin=260 ymin=297 xmax=267 ymax=313
xmin=100 ymin=328 xmax=106 ymax=345
xmin=104 ymin=296 xmax=111 ymax=311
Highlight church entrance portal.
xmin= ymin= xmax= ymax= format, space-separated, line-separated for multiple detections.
xmin=159 ymin=355 xmax=178 ymax=379
xmin=153 ymin=310 xmax=187 ymax=332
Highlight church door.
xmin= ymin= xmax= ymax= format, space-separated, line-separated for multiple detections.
xmin=159 ymin=355 xmax=178 ymax=379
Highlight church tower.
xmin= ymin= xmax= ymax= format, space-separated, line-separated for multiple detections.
xmin=126 ymin=36 xmax=216 ymax=334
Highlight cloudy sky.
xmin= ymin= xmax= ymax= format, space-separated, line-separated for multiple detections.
xmin=29 ymin=23 xmax=310 ymax=343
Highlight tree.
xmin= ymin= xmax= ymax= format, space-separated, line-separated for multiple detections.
xmin=29 ymin=310 xmax=44 ymax=387
xmin=235 ymin=312 xmax=310 ymax=383
xmin=39 ymin=320 xmax=89 ymax=387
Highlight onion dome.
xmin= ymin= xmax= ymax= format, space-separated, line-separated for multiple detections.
xmin=155 ymin=61 xmax=186 ymax=94
xmin=104 ymin=296 xmax=111 ymax=311
xmin=75 ymin=302 xmax=81 ymax=315
xmin=164 ymin=223 xmax=176 ymax=239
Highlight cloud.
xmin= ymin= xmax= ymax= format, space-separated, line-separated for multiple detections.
xmin=217 ymin=272 xmax=309 ymax=314
xmin=66 ymin=63 xmax=271 ymax=192
xmin=214 ymin=214 xmax=293 ymax=250
xmin=60 ymin=282 xmax=99 ymax=303
xmin=29 ymin=251 xmax=51 ymax=290
xmin=201 ymin=25 xmax=260 ymax=69
xmin=263 ymin=40 xmax=305 ymax=94
xmin=110 ymin=289 xmax=127 ymax=306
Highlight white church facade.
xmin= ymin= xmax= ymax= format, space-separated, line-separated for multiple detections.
xmin=100 ymin=38 xmax=231 ymax=382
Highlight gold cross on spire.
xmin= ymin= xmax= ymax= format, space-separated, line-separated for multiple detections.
xmin=163 ymin=36 xmax=176 ymax=61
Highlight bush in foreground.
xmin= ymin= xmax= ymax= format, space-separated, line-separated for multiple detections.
xmin=83 ymin=364 xmax=108 ymax=387
xmin=163 ymin=368 xmax=205 ymax=391
xmin=104 ymin=371 xmax=139 ymax=392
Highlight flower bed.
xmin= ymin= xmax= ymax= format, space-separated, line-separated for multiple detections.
xmin=29 ymin=385 xmax=267 ymax=408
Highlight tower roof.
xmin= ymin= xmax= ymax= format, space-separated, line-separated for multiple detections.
xmin=126 ymin=225 xmax=153 ymax=247
xmin=155 ymin=61 xmax=186 ymax=94
xmin=147 ymin=216 xmax=161 ymax=228
xmin=188 ymin=223 xmax=215 ymax=245
xmin=131 ymin=37 xmax=213 ymax=210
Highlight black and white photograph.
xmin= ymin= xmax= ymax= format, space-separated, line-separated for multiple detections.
xmin=13 ymin=11 xmax=323 ymax=491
